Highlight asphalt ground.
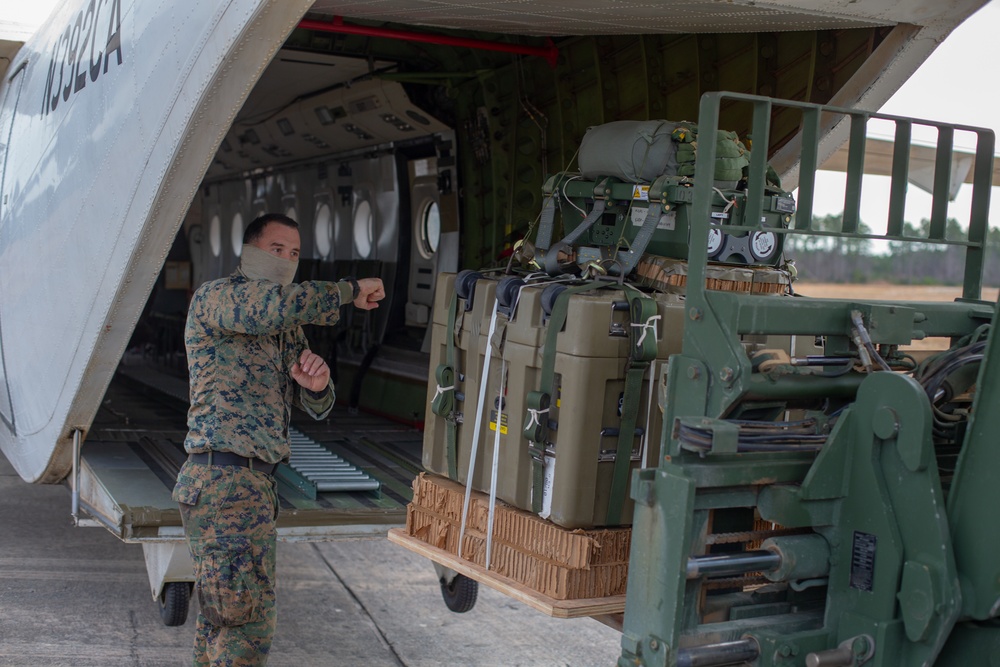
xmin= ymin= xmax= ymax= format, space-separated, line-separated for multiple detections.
xmin=0 ymin=450 xmax=622 ymax=667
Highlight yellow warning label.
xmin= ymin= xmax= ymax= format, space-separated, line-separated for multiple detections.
xmin=632 ymin=185 xmax=649 ymax=201
xmin=489 ymin=410 xmax=509 ymax=435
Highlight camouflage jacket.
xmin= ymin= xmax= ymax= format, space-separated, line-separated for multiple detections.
xmin=183 ymin=273 xmax=354 ymax=463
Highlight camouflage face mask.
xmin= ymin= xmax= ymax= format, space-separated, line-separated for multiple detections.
xmin=239 ymin=244 xmax=298 ymax=286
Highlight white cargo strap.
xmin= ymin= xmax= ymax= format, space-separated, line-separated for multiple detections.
xmin=458 ymin=299 xmax=500 ymax=559
xmin=485 ymin=279 xmax=535 ymax=569
xmin=459 ymin=276 xmax=574 ymax=559
xmin=485 ymin=356 xmax=507 ymax=570
xmin=642 ymin=360 xmax=659 ymax=468
xmin=484 ymin=278 xmax=543 ymax=568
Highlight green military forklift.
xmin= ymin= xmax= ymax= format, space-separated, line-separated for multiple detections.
xmin=617 ymin=93 xmax=999 ymax=667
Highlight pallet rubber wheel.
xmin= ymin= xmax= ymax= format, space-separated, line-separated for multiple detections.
xmin=439 ymin=573 xmax=478 ymax=613
xmin=159 ymin=582 xmax=192 ymax=626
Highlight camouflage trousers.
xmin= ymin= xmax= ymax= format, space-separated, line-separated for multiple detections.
xmin=173 ymin=459 xmax=279 ymax=667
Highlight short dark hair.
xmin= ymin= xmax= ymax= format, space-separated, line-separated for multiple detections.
xmin=243 ymin=213 xmax=299 ymax=245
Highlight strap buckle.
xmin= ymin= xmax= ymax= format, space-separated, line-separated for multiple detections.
xmin=527 ymin=442 xmax=547 ymax=464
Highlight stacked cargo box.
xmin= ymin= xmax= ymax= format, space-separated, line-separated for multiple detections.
xmin=409 ymin=119 xmax=797 ymax=601
xmin=406 ymin=473 xmax=630 ymax=600
xmin=425 ymin=275 xmax=665 ymax=525
xmin=411 ymin=266 xmax=793 ymax=600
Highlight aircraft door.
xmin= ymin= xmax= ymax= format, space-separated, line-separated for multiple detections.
xmin=0 ymin=64 xmax=25 ymax=429
xmin=406 ymin=157 xmax=443 ymax=328
xmin=406 ymin=153 xmax=459 ymax=347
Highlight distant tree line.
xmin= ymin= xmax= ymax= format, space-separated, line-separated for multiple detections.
xmin=781 ymin=214 xmax=1000 ymax=286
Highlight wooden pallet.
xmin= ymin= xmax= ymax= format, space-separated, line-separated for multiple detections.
xmin=387 ymin=528 xmax=626 ymax=619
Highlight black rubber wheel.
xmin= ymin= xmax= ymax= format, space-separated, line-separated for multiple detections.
xmin=540 ymin=283 xmax=568 ymax=317
xmin=159 ymin=582 xmax=192 ymax=626
xmin=439 ymin=573 xmax=478 ymax=613
xmin=496 ymin=276 xmax=526 ymax=309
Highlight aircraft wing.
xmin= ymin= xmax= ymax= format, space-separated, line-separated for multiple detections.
xmin=821 ymin=137 xmax=1000 ymax=199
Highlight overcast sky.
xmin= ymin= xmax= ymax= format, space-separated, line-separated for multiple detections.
xmin=882 ymin=1 xmax=999 ymax=137
xmin=0 ymin=0 xmax=54 ymax=28
xmin=810 ymin=0 xmax=1000 ymax=233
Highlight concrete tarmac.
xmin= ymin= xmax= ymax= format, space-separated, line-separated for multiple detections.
xmin=0 ymin=452 xmax=622 ymax=667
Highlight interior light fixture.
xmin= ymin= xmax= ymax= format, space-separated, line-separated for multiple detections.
xmin=315 ymin=106 xmax=335 ymax=125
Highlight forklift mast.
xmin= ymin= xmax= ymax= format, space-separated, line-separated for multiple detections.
xmin=619 ymin=92 xmax=998 ymax=667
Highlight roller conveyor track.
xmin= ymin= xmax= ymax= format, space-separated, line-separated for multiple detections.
xmin=286 ymin=427 xmax=380 ymax=494
xmin=94 ymin=361 xmax=420 ymax=536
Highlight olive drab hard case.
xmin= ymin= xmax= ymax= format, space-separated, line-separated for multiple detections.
xmin=423 ymin=119 xmax=797 ymax=529
xmin=425 ymin=273 xmax=680 ymax=528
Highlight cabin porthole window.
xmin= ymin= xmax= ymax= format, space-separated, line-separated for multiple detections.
xmin=315 ymin=203 xmax=332 ymax=259
xmin=231 ymin=212 xmax=244 ymax=257
xmin=417 ymin=199 xmax=441 ymax=259
xmin=353 ymin=199 xmax=373 ymax=258
xmin=209 ymin=215 xmax=222 ymax=258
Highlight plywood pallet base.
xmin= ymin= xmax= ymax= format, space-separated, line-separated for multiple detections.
xmin=388 ymin=528 xmax=626 ymax=619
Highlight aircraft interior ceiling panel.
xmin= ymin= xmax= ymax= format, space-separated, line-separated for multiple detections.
xmin=307 ymin=0 xmax=891 ymax=35
xmin=208 ymin=75 xmax=450 ymax=179
xmin=235 ymin=51 xmax=393 ymax=126
xmin=0 ymin=0 xmax=316 ymax=483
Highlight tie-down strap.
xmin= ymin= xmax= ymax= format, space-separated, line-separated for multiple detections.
xmin=605 ymin=284 xmax=659 ymax=525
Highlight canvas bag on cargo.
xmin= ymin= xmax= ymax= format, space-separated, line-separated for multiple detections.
xmin=578 ymin=119 xmax=752 ymax=188
xmin=578 ymin=120 xmax=680 ymax=182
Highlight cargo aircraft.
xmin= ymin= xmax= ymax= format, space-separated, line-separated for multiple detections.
xmin=0 ymin=0 xmax=992 ymax=625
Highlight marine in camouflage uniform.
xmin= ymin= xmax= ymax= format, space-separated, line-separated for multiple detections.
xmin=172 ymin=214 xmax=383 ymax=666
